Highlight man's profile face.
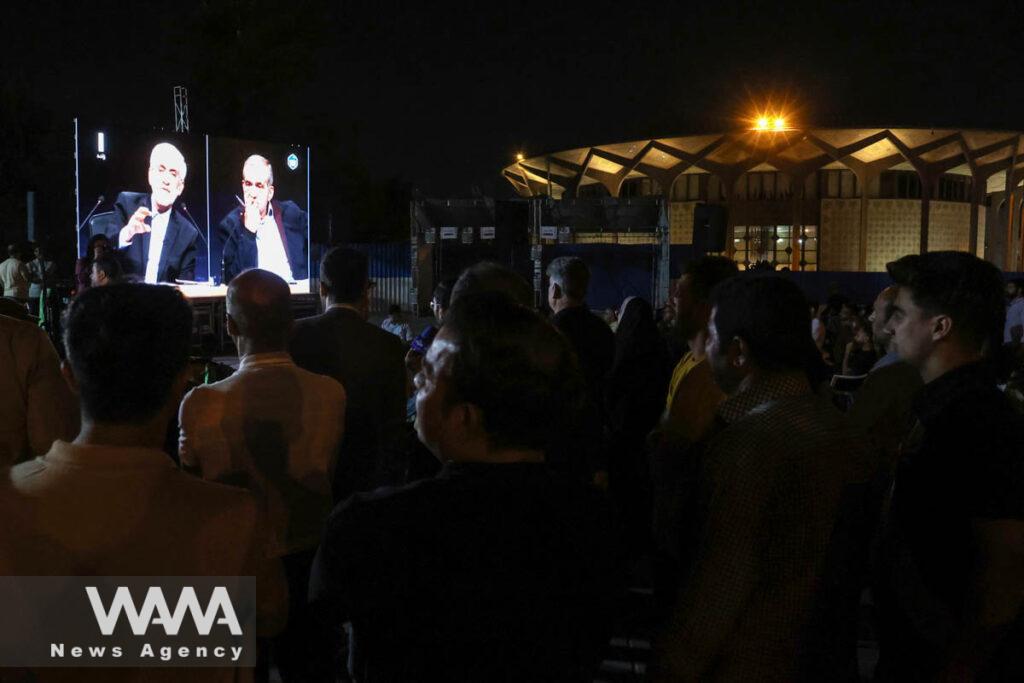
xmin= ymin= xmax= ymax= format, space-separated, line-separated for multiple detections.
xmin=90 ymin=263 xmax=108 ymax=288
xmin=704 ymin=306 xmax=741 ymax=395
xmin=148 ymin=146 xmax=186 ymax=211
xmin=885 ymin=286 xmax=938 ymax=369
xmin=869 ymin=294 xmax=894 ymax=346
xmin=414 ymin=329 xmax=459 ymax=459
xmin=242 ymin=160 xmax=274 ymax=218
xmin=546 ymin=278 xmax=558 ymax=311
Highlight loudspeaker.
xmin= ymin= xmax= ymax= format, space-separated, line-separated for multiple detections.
xmin=693 ymin=204 xmax=727 ymax=253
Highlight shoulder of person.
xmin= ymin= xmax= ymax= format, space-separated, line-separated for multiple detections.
xmin=114 ymin=191 xmax=146 ymax=210
xmin=275 ymin=200 xmax=305 ymax=221
xmin=1 ymin=314 xmax=49 ymax=354
xmin=295 ymin=364 xmax=347 ymax=394
xmin=356 ymin=474 xmax=442 ymax=510
xmin=180 ymin=381 xmax=219 ymax=410
xmin=218 ymin=206 xmax=244 ymax=231
xmin=168 ymin=469 xmax=259 ymax=521
xmin=292 ymin=311 xmax=330 ymax=333
xmin=8 ymin=456 xmax=49 ymax=484
xmin=365 ymin=320 xmax=407 ymax=352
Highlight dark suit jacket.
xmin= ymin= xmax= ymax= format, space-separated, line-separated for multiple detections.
xmin=219 ymin=199 xmax=308 ymax=283
xmin=289 ymin=307 xmax=407 ymax=501
xmin=113 ymin=192 xmax=200 ymax=283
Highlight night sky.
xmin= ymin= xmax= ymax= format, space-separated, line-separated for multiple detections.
xmin=3 ymin=1 xmax=1023 ymax=240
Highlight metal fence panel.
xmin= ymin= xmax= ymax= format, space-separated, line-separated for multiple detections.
xmin=350 ymin=242 xmax=413 ymax=315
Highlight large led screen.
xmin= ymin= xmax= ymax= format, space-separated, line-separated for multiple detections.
xmin=74 ymin=120 xmax=310 ymax=294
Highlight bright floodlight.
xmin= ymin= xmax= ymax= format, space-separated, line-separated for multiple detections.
xmin=756 ymin=117 xmax=770 ymax=130
xmin=773 ymin=117 xmax=786 ymax=131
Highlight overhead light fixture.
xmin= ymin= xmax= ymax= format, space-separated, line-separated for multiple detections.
xmin=750 ymin=111 xmax=794 ymax=132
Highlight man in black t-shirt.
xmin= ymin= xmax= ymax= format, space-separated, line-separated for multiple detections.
xmin=877 ymin=252 xmax=1024 ymax=681
xmin=309 ymin=293 xmax=617 ymax=682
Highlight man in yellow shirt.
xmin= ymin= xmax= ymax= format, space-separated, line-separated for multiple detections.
xmin=663 ymin=256 xmax=740 ymax=426
xmin=650 ymin=256 xmax=738 ymax=604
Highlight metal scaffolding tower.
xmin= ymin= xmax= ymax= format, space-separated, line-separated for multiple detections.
xmin=174 ymin=86 xmax=190 ymax=133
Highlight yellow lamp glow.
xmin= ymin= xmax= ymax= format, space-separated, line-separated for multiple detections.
xmin=773 ymin=117 xmax=786 ymax=131
xmin=516 ymin=152 xmax=525 ymax=161
xmin=756 ymin=117 xmax=769 ymax=130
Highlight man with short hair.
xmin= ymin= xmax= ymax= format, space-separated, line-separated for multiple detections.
xmin=662 ymin=256 xmax=739 ymax=435
xmin=847 ymin=285 xmax=922 ymax=469
xmin=649 ymin=256 xmax=737 ymax=599
xmin=180 ymin=268 xmax=346 ymax=682
xmin=1 ymin=283 xmax=285 ymax=681
xmin=868 ymin=286 xmax=901 ymax=370
xmin=220 ymin=155 xmax=308 ymax=284
xmin=0 ymin=314 xmax=78 ymax=467
xmin=546 ymin=256 xmax=614 ymax=395
xmin=0 ymin=243 xmax=30 ymax=301
xmin=450 ymin=260 xmax=534 ymax=308
xmin=1006 ymin=277 xmax=1024 ymax=344
xmin=545 ymin=256 xmax=615 ymax=484
xmin=90 ymin=253 xmax=123 ymax=287
xmin=115 ymin=142 xmax=201 ymax=283
xmin=289 ymin=246 xmax=406 ymax=500
xmin=876 ymin=252 xmax=1024 ymax=681
xmin=310 ymin=292 xmax=616 ymax=682
xmin=658 ymin=275 xmax=872 ymax=681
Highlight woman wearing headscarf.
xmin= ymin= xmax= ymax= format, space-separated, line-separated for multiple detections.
xmin=605 ymin=297 xmax=672 ymax=552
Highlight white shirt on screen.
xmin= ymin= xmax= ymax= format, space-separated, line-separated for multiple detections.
xmin=118 ymin=201 xmax=170 ymax=284
xmin=256 ymin=210 xmax=294 ymax=281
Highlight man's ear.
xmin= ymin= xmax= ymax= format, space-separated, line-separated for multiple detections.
xmin=732 ymin=336 xmax=750 ymax=369
xmin=318 ymin=281 xmax=329 ymax=299
xmin=453 ymin=402 xmax=486 ymax=439
xmin=931 ymin=314 xmax=954 ymax=342
xmin=551 ymin=282 xmax=563 ymax=301
xmin=60 ymin=360 xmax=79 ymax=395
xmin=225 ymin=313 xmax=239 ymax=337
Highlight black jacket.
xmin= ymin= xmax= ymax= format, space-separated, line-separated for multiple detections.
xmin=219 ymin=199 xmax=308 ymax=283
xmin=288 ymin=307 xmax=407 ymax=501
xmin=113 ymin=192 xmax=200 ymax=283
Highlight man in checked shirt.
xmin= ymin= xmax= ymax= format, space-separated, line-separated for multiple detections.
xmin=656 ymin=275 xmax=875 ymax=681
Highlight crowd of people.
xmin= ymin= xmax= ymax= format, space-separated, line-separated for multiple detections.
xmin=0 ymin=244 xmax=1023 ymax=682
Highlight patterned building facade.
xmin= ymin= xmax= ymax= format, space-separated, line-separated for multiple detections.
xmin=504 ymin=128 xmax=1022 ymax=272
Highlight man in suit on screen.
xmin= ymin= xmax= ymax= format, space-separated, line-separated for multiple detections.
xmin=219 ymin=154 xmax=308 ymax=284
xmin=114 ymin=142 xmax=201 ymax=284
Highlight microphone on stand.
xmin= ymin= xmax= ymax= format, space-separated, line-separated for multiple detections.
xmin=76 ymin=195 xmax=105 ymax=237
xmin=178 ymin=202 xmax=209 ymax=251
xmin=176 ymin=202 xmax=214 ymax=285
xmin=220 ymin=196 xmax=249 ymax=285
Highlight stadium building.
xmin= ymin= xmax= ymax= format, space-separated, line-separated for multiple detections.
xmin=503 ymin=127 xmax=1024 ymax=272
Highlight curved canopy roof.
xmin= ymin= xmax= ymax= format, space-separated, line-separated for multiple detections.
xmin=503 ymin=128 xmax=1024 ymax=199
